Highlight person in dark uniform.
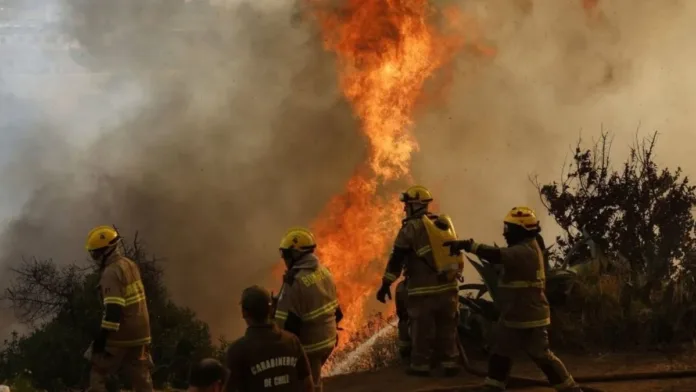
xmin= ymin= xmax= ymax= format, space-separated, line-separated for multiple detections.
xmin=188 ymin=358 xmax=229 ymax=392
xmin=226 ymin=285 xmax=314 ymax=392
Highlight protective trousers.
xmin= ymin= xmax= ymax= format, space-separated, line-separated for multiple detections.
xmin=89 ymin=345 xmax=154 ymax=392
xmin=484 ymin=323 xmax=578 ymax=391
xmin=395 ymin=281 xmax=411 ymax=357
xmin=407 ymin=292 xmax=459 ymax=372
xmin=307 ymin=347 xmax=333 ymax=392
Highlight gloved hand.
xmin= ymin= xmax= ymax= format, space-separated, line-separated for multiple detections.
xmin=376 ymin=281 xmax=392 ymax=303
xmin=443 ymin=239 xmax=474 ymax=256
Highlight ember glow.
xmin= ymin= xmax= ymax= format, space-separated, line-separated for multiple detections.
xmin=305 ymin=0 xmax=463 ymax=349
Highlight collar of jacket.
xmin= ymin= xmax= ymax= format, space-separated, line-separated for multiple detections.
xmin=103 ymin=245 xmax=125 ymax=267
xmin=245 ymin=323 xmax=278 ymax=336
xmin=508 ymin=236 xmax=536 ymax=248
xmin=291 ymin=252 xmax=320 ymax=271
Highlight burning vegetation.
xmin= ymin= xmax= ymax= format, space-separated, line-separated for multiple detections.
xmin=297 ymin=0 xmax=470 ymax=349
xmin=4 ymin=0 xmax=696 ymax=390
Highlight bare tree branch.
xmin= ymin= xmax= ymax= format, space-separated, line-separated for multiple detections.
xmin=533 ymin=129 xmax=696 ymax=279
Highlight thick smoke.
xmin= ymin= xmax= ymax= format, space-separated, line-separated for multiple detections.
xmin=414 ymin=0 xmax=696 ymax=244
xmin=2 ymin=0 xmax=696 ymax=338
xmin=0 ymin=0 xmax=363 ymax=338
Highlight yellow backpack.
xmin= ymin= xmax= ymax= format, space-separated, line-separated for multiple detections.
xmin=421 ymin=214 xmax=464 ymax=274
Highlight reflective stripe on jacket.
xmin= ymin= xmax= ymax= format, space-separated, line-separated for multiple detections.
xmin=497 ymin=238 xmax=551 ymax=328
xmin=274 ymin=253 xmax=338 ymax=353
xmin=99 ymin=249 xmax=151 ymax=347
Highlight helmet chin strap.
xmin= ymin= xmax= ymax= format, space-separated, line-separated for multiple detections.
xmin=406 ymin=203 xmax=427 ymax=217
xmin=282 ymin=248 xmax=308 ymax=269
xmin=95 ymin=245 xmax=117 ymax=269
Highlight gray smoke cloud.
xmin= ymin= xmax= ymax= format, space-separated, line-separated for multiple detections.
xmin=2 ymin=0 xmax=696 ymax=338
xmin=414 ymin=0 xmax=696 ymax=244
xmin=0 ymin=0 xmax=364 ymax=338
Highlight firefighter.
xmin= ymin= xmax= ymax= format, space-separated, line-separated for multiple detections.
xmin=85 ymin=226 xmax=153 ymax=392
xmin=274 ymin=227 xmax=343 ymax=392
xmin=226 ymin=285 xmax=313 ymax=392
xmin=444 ymin=207 xmax=582 ymax=392
xmin=376 ymin=185 xmax=464 ymax=377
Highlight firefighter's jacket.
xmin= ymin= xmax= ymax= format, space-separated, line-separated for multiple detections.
xmin=99 ymin=248 xmax=152 ymax=347
xmin=274 ymin=253 xmax=339 ymax=355
xmin=474 ymin=238 xmax=550 ymax=329
xmin=382 ymin=212 xmax=461 ymax=297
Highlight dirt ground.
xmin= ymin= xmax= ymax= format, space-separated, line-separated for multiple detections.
xmin=324 ymin=350 xmax=696 ymax=392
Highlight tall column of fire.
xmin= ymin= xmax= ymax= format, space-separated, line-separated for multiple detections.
xmin=306 ymin=0 xmax=461 ymax=349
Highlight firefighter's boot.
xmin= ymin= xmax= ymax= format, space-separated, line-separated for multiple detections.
xmin=482 ymin=354 xmax=511 ymax=391
xmin=530 ymin=349 xmax=579 ymax=392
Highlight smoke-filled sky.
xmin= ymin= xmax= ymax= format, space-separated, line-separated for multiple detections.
xmin=1 ymin=0 xmax=695 ymax=338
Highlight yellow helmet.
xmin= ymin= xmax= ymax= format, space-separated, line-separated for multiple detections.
xmin=279 ymin=227 xmax=316 ymax=251
xmin=400 ymin=185 xmax=433 ymax=204
xmin=504 ymin=207 xmax=540 ymax=231
xmin=85 ymin=226 xmax=121 ymax=251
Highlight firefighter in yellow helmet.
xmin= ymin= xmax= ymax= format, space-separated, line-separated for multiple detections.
xmin=377 ymin=185 xmax=464 ymax=377
xmin=444 ymin=207 xmax=582 ymax=392
xmin=273 ymin=227 xmax=342 ymax=392
xmin=85 ymin=226 xmax=153 ymax=392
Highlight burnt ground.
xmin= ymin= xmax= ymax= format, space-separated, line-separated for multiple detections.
xmin=324 ymin=350 xmax=696 ymax=392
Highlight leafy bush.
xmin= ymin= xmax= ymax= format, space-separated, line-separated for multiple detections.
xmin=535 ymin=132 xmax=696 ymax=283
xmin=534 ymin=131 xmax=696 ymax=349
xmin=0 ymin=234 xmax=223 ymax=390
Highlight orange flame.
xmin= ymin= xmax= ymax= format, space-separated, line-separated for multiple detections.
xmin=302 ymin=0 xmax=465 ymax=350
xmin=312 ymin=175 xmax=401 ymax=337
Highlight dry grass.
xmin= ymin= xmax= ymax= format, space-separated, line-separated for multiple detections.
xmin=550 ymin=263 xmax=696 ymax=351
